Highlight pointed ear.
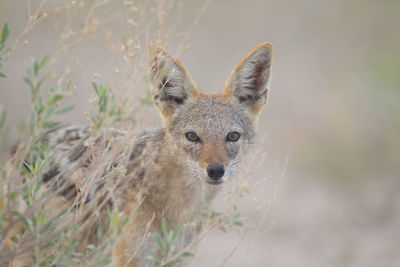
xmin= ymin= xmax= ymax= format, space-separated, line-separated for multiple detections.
xmin=148 ymin=44 xmax=198 ymax=119
xmin=224 ymin=43 xmax=273 ymax=115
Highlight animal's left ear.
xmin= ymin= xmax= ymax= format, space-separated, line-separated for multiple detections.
xmin=224 ymin=43 xmax=273 ymax=115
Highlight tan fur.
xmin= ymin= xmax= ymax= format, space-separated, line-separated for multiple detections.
xmin=9 ymin=43 xmax=273 ymax=266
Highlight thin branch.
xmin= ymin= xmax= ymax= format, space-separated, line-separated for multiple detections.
xmin=6 ymin=0 xmax=47 ymax=58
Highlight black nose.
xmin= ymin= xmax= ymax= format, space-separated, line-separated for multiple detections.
xmin=207 ymin=164 xmax=225 ymax=180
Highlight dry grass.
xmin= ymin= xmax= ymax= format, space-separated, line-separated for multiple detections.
xmin=0 ymin=1 xmax=281 ymax=266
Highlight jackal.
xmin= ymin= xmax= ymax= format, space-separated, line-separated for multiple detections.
xmin=8 ymin=42 xmax=273 ymax=266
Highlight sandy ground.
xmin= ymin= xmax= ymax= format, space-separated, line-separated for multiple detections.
xmin=1 ymin=0 xmax=399 ymax=266
xmin=192 ymin=176 xmax=400 ymax=267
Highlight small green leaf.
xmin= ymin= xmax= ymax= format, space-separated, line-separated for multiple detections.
xmin=201 ymin=198 xmax=209 ymax=210
xmin=92 ymin=82 xmax=99 ymax=95
xmin=33 ymin=56 xmax=48 ymax=76
xmin=149 ymin=252 xmax=161 ymax=264
xmin=55 ymin=105 xmax=74 ymax=114
xmin=11 ymin=210 xmax=30 ymax=229
xmin=170 ymin=225 xmax=182 ymax=243
xmin=23 ymin=77 xmax=34 ymax=89
xmin=39 ymin=55 xmax=48 ymax=69
xmin=34 ymin=59 xmax=39 ymax=76
xmin=11 ymin=210 xmax=21 ymax=217
xmin=87 ymin=244 xmax=97 ymax=252
xmin=39 ymin=219 xmax=54 ymax=234
xmin=0 ymin=109 xmax=6 ymax=129
xmin=47 ymin=94 xmax=63 ymax=105
xmin=153 ymin=233 xmax=164 ymax=250
xmin=181 ymin=251 xmax=194 ymax=258
xmin=99 ymin=96 xmax=107 ymax=113
xmin=161 ymin=218 xmax=169 ymax=238
xmin=0 ymin=72 xmax=6 ymax=78
xmin=65 ymin=80 xmax=72 ymax=90
xmin=234 ymin=221 xmax=243 ymax=226
xmin=210 ymin=211 xmax=223 ymax=219
xmin=0 ymin=22 xmax=10 ymax=51
xmin=9 ymin=191 xmax=17 ymax=201
xmin=42 ymin=107 xmax=54 ymax=122
xmin=34 ymin=158 xmax=40 ymax=173
xmin=37 ymin=76 xmax=46 ymax=90
xmin=42 ymin=121 xmax=60 ymax=129
xmin=99 ymin=86 xmax=107 ymax=97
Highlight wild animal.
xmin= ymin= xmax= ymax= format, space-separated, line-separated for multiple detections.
xmin=7 ymin=42 xmax=273 ymax=266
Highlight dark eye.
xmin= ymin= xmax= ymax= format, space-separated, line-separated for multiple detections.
xmin=226 ymin=132 xmax=240 ymax=142
xmin=185 ymin=132 xmax=200 ymax=142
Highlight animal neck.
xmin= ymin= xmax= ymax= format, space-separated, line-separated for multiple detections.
xmin=145 ymin=136 xmax=220 ymax=225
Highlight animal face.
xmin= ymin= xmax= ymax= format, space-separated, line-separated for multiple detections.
xmin=167 ymin=95 xmax=254 ymax=184
xmin=149 ymin=43 xmax=273 ymax=184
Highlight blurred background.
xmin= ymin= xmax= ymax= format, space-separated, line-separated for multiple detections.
xmin=1 ymin=0 xmax=399 ymax=266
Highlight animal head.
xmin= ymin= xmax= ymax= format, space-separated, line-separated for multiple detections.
xmin=149 ymin=43 xmax=273 ymax=185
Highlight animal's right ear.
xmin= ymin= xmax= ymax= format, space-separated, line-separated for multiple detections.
xmin=148 ymin=44 xmax=198 ymax=119
xmin=224 ymin=43 xmax=273 ymax=116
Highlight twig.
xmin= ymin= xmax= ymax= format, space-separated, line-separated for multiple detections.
xmin=4 ymin=0 xmax=47 ymax=59
xmin=219 ymin=227 xmax=249 ymax=267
